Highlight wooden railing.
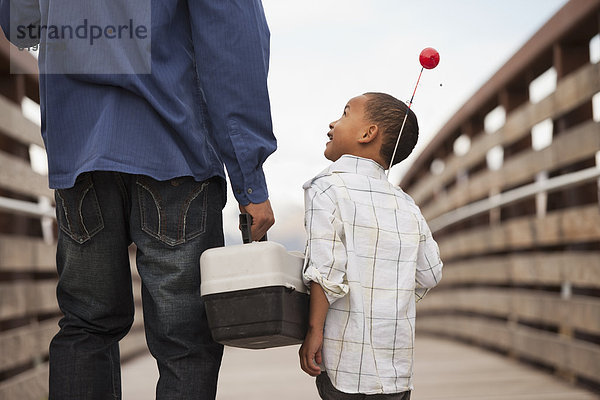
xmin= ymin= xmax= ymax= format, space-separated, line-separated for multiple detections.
xmin=0 ymin=34 xmax=147 ymax=399
xmin=405 ymin=0 xmax=600 ymax=389
xmin=419 ymin=62 xmax=599 ymax=221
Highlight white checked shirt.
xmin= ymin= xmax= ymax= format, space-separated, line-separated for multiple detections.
xmin=303 ymin=155 xmax=443 ymax=395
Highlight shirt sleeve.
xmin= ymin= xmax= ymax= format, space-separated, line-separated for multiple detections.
xmin=302 ymin=183 xmax=349 ymax=305
xmin=187 ymin=0 xmax=276 ymax=206
xmin=415 ymin=215 xmax=443 ymax=301
xmin=1 ymin=0 xmax=41 ymax=48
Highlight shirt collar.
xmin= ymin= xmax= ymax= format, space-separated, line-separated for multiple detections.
xmin=304 ymin=155 xmax=387 ymax=188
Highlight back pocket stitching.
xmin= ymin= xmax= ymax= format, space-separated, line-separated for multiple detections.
xmin=181 ymin=181 xmax=209 ymax=242
xmin=136 ymin=177 xmax=210 ymax=246
xmin=56 ymin=176 xmax=104 ymax=244
xmin=79 ymin=184 xmax=104 ymax=239
xmin=56 ymin=190 xmax=73 ymax=237
xmin=136 ymin=179 xmax=167 ymax=244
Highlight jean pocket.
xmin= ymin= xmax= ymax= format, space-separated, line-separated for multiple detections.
xmin=55 ymin=173 xmax=105 ymax=244
xmin=136 ymin=176 xmax=209 ymax=247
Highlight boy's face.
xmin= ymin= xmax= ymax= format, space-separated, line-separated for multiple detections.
xmin=325 ymin=95 xmax=371 ymax=162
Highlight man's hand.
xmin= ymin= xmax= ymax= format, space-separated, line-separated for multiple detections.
xmin=299 ymin=327 xmax=323 ymax=376
xmin=239 ymin=199 xmax=275 ymax=241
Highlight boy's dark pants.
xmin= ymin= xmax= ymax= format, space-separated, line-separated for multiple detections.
xmin=49 ymin=171 xmax=226 ymax=400
xmin=316 ymin=373 xmax=411 ymax=400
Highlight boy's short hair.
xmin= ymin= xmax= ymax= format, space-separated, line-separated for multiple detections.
xmin=363 ymin=92 xmax=419 ymax=168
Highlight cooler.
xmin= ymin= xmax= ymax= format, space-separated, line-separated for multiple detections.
xmin=199 ymin=215 xmax=309 ymax=349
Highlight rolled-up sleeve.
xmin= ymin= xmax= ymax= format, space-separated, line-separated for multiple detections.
xmin=303 ymin=183 xmax=349 ymax=304
xmin=187 ymin=0 xmax=276 ymax=205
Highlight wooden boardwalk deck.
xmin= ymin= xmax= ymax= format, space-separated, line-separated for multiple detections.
xmin=122 ymin=335 xmax=599 ymax=399
xmin=412 ymin=336 xmax=598 ymax=400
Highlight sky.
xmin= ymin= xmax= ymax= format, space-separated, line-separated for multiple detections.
xmin=221 ymin=0 xmax=570 ymax=249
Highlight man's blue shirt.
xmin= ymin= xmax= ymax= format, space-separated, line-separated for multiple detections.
xmin=1 ymin=0 xmax=276 ymax=205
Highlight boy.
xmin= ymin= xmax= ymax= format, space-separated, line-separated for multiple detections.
xmin=299 ymin=92 xmax=443 ymax=399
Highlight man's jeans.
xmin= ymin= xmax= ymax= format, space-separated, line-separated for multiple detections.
xmin=49 ymin=171 xmax=226 ymax=400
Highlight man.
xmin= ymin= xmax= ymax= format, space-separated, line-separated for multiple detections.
xmin=1 ymin=1 xmax=276 ymax=398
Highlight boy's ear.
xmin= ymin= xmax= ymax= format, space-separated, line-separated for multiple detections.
xmin=358 ymin=125 xmax=379 ymax=144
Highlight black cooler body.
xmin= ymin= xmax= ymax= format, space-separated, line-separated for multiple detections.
xmin=200 ymin=241 xmax=309 ymax=349
xmin=203 ymin=286 xmax=308 ymax=349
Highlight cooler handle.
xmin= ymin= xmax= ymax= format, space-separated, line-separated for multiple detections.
xmin=240 ymin=213 xmax=268 ymax=244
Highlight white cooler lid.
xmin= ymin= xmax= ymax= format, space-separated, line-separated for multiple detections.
xmin=200 ymin=241 xmax=307 ymax=296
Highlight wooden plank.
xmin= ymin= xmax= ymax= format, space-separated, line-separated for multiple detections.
xmin=27 ymin=281 xmax=57 ymax=316
xmin=0 ymin=324 xmax=37 ymax=373
xmin=420 ymin=289 xmax=600 ymax=335
xmin=0 ymin=318 xmax=58 ymax=373
xmin=0 ymin=265 xmax=142 ymax=322
xmin=512 ymin=325 xmax=600 ymax=384
xmin=567 ymin=338 xmax=600 ymax=385
xmin=438 ymin=204 xmax=600 ymax=260
xmin=0 ymin=312 xmax=146 ymax=400
xmin=0 ymin=279 xmax=146 ymax=322
xmin=412 ymin=336 xmax=599 ymax=400
xmin=509 ymin=253 xmax=564 ymax=286
xmin=0 ymin=330 xmax=148 ymax=400
xmin=0 ymin=305 xmax=144 ymax=372
xmin=423 ymin=120 xmax=600 ymax=219
xmin=418 ymin=288 xmax=512 ymax=318
xmin=418 ymin=315 xmax=600 ymax=385
xmin=0 ymin=150 xmax=52 ymax=199
xmin=0 ymin=282 xmax=28 ymax=320
xmin=559 ymin=252 xmax=600 ymax=288
xmin=0 ymin=363 xmax=48 ymax=400
xmin=417 ymin=315 xmax=512 ymax=351
xmin=564 ymin=296 xmax=600 ymax=335
xmin=409 ymin=62 xmax=600 ymax=205
xmin=439 ymin=256 xmax=511 ymax=285
xmin=0 ymin=280 xmax=58 ymax=320
xmin=0 ymin=94 xmax=44 ymax=147
xmin=439 ymin=252 xmax=600 ymax=288
xmin=0 ymin=234 xmax=55 ymax=271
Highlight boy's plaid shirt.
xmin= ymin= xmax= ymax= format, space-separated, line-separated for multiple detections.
xmin=303 ymin=155 xmax=443 ymax=395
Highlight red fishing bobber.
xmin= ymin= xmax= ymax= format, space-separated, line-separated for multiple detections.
xmin=419 ymin=47 xmax=440 ymax=69
xmin=386 ymin=47 xmax=440 ymax=177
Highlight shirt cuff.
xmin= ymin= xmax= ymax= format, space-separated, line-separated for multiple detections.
xmin=303 ymin=265 xmax=349 ymax=305
xmin=231 ymin=166 xmax=269 ymax=206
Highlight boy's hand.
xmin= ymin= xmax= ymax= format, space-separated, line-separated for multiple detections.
xmin=300 ymin=282 xmax=329 ymax=376
xmin=239 ymin=199 xmax=275 ymax=241
xmin=299 ymin=328 xmax=323 ymax=376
